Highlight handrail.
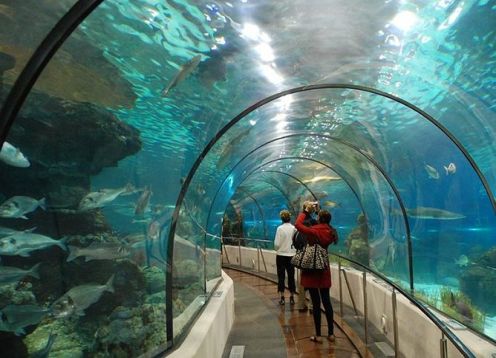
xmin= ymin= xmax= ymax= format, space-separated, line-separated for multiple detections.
xmin=223 ymin=237 xmax=475 ymax=358
xmin=328 ymin=252 xmax=474 ymax=358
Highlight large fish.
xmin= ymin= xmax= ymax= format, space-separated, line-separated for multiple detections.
xmin=161 ymin=55 xmax=201 ymax=97
xmin=0 ymin=232 xmax=66 ymax=256
xmin=0 ymin=142 xmax=30 ymax=168
xmin=0 ymin=226 xmax=36 ymax=237
xmin=66 ymin=242 xmax=129 ymax=262
xmin=134 ymin=186 xmax=152 ymax=216
xmin=302 ymin=175 xmax=341 ymax=184
xmin=0 ymin=304 xmax=50 ymax=335
xmin=0 ymin=196 xmax=46 ymax=219
xmin=0 ymin=262 xmax=41 ymax=284
xmin=424 ymin=164 xmax=440 ymax=179
xmin=405 ymin=207 xmax=466 ymax=220
xmin=78 ymin=184 xmax=135 ymax=211
xmin=51 ymin=275 xmax=114 ymax=318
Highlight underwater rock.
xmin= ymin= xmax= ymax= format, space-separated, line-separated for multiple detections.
xmin=92 ymin=303 xmax=167 ymax=357
xmin=142 ymin=266 xmax=166 ymax=294
xmin=0 ymin=43 xmax=136 ymax=108
xmin=0 ymin=89 xmax=141 ymax=235
xmin=24 ymin=318 xmax=87 ymax=358
xmin=173 ymin=259 xmax=201 ymax=288
xmin=345 ymin=213 xmax=369 ymax=265
xmin=459 ymin=247 xmax=496 ymax=315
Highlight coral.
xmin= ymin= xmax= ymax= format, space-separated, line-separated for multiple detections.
xmin=0 ymin=282 xmax=36 ymax=308
xmin=24 ymin=318 xmax=88 ymax=357
xmin=142 ymin=266 xmax=166 ymax=294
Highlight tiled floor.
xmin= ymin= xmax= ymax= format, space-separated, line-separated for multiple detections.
xmin=224 ymin=268 xmax=361 ymax=357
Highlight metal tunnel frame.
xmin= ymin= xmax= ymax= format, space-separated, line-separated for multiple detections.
xmin=235 ymin=189 xmax=268 ymax=240
xmin=202 ymin=130 xmax=412 ymax=285
xmin=170 ymin=84 xmax=489 ymax=344
xmin=0 ymin=0 xmax=491 ymax=349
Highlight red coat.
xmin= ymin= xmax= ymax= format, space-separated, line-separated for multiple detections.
xmin=295 ymin=212 xmax=338 ymax=288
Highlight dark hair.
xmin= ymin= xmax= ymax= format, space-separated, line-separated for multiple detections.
xmin=280 ymin=210 xmax=291 ymax=223
xmin=318 ymin=209 xmax=332 ymax=224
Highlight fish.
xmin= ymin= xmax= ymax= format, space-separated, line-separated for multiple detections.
xmin=454 ymin=254 xmax=470 ymax=267
xmin=302 ymin=175 xmax=341 ymax=184
xmin=161 ymin=55 xmax=201 ymax=97
xmin=0 ymin=196 xmax=46 ymax=219
xmin=0 ymin=304 xmax=50 ymax=335
xmin=198 ymin=54 xmax=227 ymax=87
xmin=0 ymin=262 xmax=41 ymax=284
xmin=449 ymin=292 xmax=473 ymax=321
xmin=51 ymin=275 xmax=114 ymax=318
xmin=31 ymin=333 xmax=57 ymax=358
xmin=444 ymin=162 xmax=456 ymax=175
xmin=0 ymin=226 xmax=36 ymax=237
xmin=403 ymin=207 xmax=466 ymax=220
xmin=134 ymin=186 xmax=152 ymax=216
xmin=0 ymin=232 xmax=66 ymax=256
xmin=322 ymin=200 xmax=341 ymax=208
xmin=0 ymin=142 xmax=30 ymax=168
xmin=66 ymin=242 xmax=130 ymax=262
xmin=424 ymin=164 xmax=440 ymax=179
xmin=78 ymin=184 xmax=135 ymax=211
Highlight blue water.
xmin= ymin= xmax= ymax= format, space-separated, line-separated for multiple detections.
xmin=0 ymin=0 xmax=495 ymax=356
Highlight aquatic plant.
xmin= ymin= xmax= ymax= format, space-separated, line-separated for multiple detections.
xmin=439 ymin=288 xmax=485 ymax=331
xmin=459 ymin=246 xmax=496 ymax=315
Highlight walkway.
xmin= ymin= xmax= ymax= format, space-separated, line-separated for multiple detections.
xmin=222 ymin=268 xmax=360 ymax=357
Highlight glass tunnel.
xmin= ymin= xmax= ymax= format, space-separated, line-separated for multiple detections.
xmin=0 ymin=0 xmax=495 ymax=356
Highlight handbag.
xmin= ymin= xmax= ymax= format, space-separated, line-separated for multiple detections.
xmin=291 ymin=243 xmax=329 ymax=271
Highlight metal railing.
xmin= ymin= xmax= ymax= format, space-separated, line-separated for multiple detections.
xmin=222 ymin=237 xmax=475 ymax=358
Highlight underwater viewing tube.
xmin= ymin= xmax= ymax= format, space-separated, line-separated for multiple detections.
xmin=0 ymin=0 xmax=495 ymax=356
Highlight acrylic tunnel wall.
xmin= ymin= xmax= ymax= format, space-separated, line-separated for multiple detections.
xmin=0 ymin=0 xmax=495 ymax=356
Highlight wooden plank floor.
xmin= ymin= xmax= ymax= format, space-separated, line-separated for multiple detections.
xmin=224 ymin=268 xmax=361 ymax=357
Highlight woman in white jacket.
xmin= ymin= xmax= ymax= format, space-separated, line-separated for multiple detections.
xmin=274 ymin=210 xmax=297 ymax=305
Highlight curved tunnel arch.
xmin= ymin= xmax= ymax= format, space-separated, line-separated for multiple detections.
xmin=232 ymin=189 xmax=267 ymax=240
xmin=201 ymin=132 xmax=413 ymax=286
xmin=215 ymin=157 xmax=367 ymax=230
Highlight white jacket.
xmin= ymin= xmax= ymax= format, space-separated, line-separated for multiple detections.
xmin=274 ymin=223 xmax=297 ymax=256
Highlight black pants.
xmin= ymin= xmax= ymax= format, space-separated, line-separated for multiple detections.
xmin=308 ymin=287 xmax=334 ymax=336
xmin=276 ymin=255 xmax=296 ymax=294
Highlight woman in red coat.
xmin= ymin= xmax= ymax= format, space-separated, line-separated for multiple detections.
xmin=295 ymin=202 xmax=338 ymax=343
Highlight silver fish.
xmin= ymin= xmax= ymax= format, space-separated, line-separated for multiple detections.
xmin=162 ymin=55 xmax=201 ymax=96
xmin=0 ymin=226 xmax=36 ymax=237
xmin=424 ymin=164 xmax=440 ymax=179
xmin=0 ymin=196 xmax=46 ymax=219
xmin=79 ymin=184 xmax=135 ymax=211
xmin=454 ymin=254 xmax=470 ymax=267
xmin=0 ymin=232 xmax=66 ymax=256
xmin=51 ymin=275 xmax=114 ymax=318
xmin=405 ymin=207 xmax=466 ymax=220
xmin=444 ymin=162 xmax=456 ymax=175
xmin=0 ymin=304 xmax=50 ymax=335
xmin=0 ymin=141 xmax=30 ymax=168
xmin=0 ymin=262 xmax=41 ymax=284
xmin=31 ymin=333 xmax=57 ymax=358
xmin=67 ymin=243 xmax=129 ymax=262
xmin=135 ymin=186 xmax=152 ymax=216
